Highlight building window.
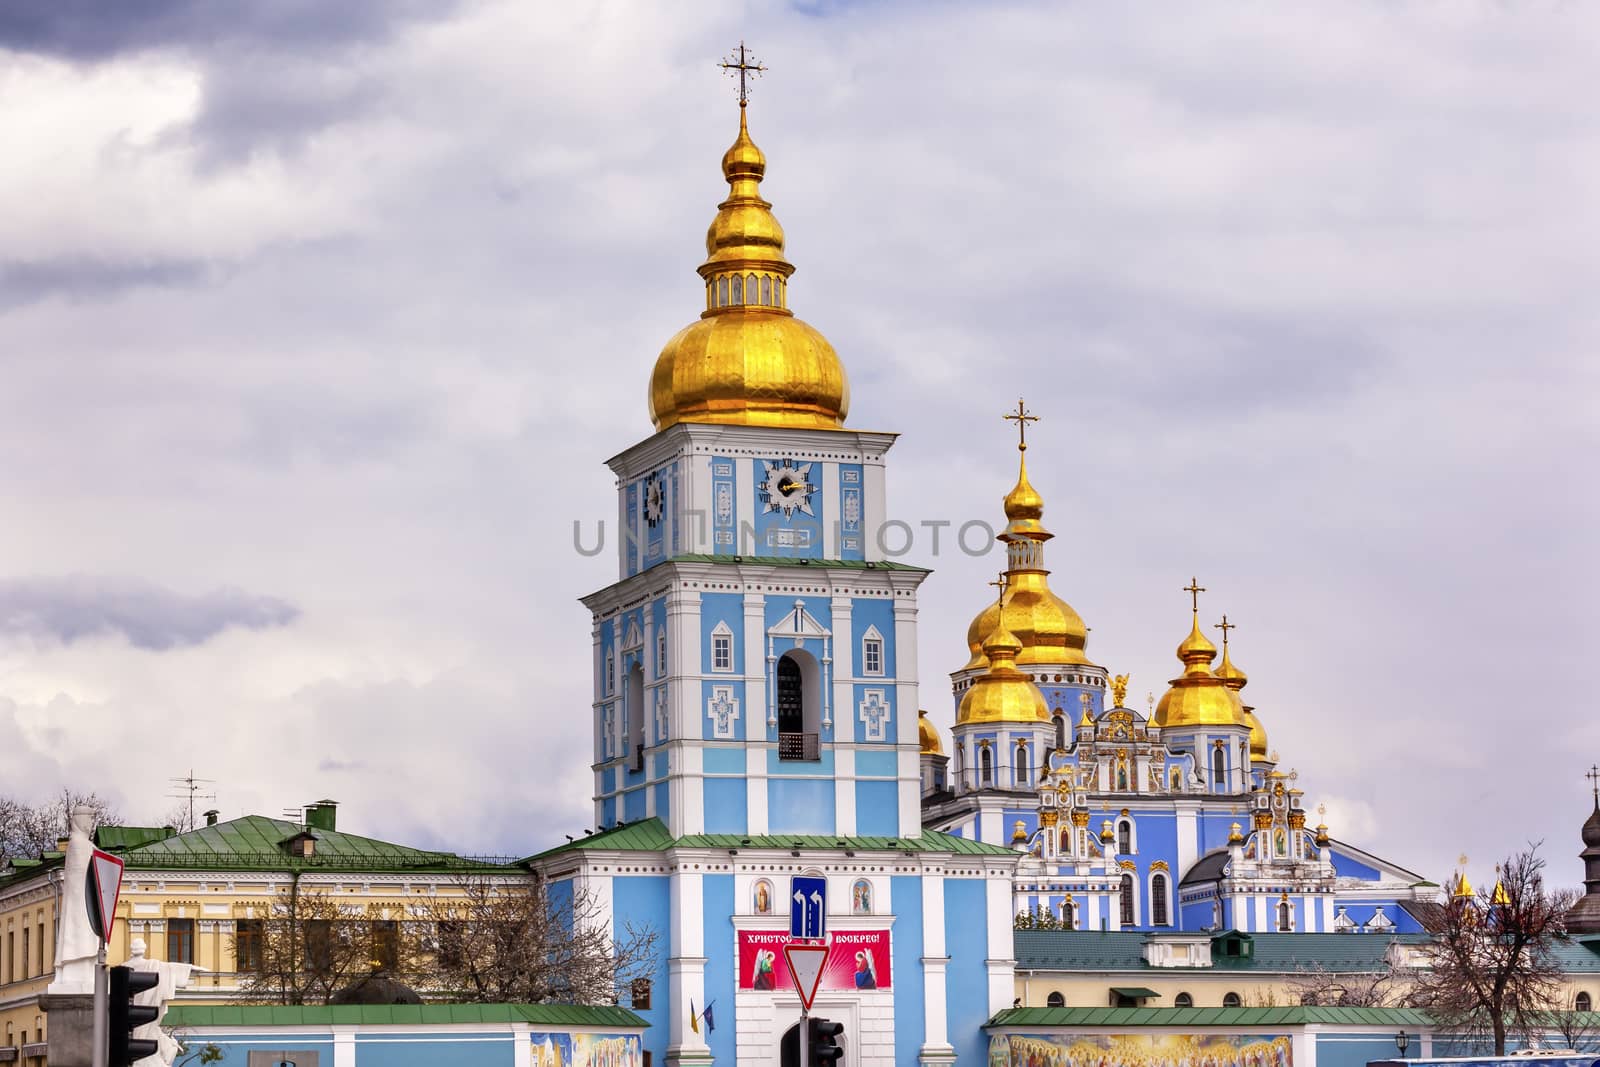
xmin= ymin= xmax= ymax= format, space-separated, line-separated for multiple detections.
xmin=167 ymin=919 xmax=195 ymax=965
xmin=1223 ymin=992 xmax=1242 ymax=1008
xmin=1117 ymin=819 xmax=1132 ymax=854
xmin=1120 ymin=874 xmax=1135 ymax=926
xmin=980 ymin=745 xmax=994 ymax=787
xmin=1061 ymin=897 xmax=1076 ymax=930
xmin=657 ymin=632 xmax=667 ymax=677
xmin=20 ymin=928 xmax=29 ymax=979
xmin=235 ymin=920 xmax=263 ymax=973
xmin=1277 ymin=898 xmax=1293 ymax=931
xmin=304 ymin=920 xmax=333 ymax=973
xmin=862 ymin=636 xmax=883 ymax=675
xmin=712 ymin=631 xmax=733 ymax=672
xmin=1152 ymin=874 xmax=1169 ymax=926
xmin=1016 ymin=743 xmax=1030 ymax=786
xmin=1211 ymin=747 xmax=1226 ymax=790
xmin=605 ymin=651 xmax=614 ymax=693
xmin=718 ymin=277 xmax=729 ymax=306
xmin=1175 ymin=992 xmax=1193 ymax=1008
xmin=1046 ymin=991 xmax=1065 ymax=1008
xmin=35 ymin=922 xmax=43 ymax=975
xmin=761 ymin=275 xmax=772 ymax=306
xmin=1053 ymin=712 xmax=1065 ymax=749
xmin=1578 ymin=992 xmax=1593 ymax=1012
xmin=372 ymin=920 xmax=399 ymax=970
xmin=631 ymin=978 xmax=652 ymax=1010
xmin=731 ymin=274 xmax=744 ymax=304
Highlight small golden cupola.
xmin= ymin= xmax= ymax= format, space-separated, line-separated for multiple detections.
xmin=962 ymin=402 xmax=1090 ymax=670
xmin=648 ymin=94 xmax=849 ymax=432
xmin=1153 ymin=580 xmax=1246 ymax=730
xmin=958 ymin=581 xmax=1051 ymax=726
xmin=918 ymin=709 xmax=944 ymax=755
xmin=1213 ymin=615 xmax=1268 ymax=759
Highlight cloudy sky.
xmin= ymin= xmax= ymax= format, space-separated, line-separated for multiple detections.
xmin=0 ymin=2 xmax=1594 ymax=884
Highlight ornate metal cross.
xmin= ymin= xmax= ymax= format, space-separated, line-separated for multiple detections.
xmin=719 ymin=41 xmax=767 ymax=105
xmin=1183 ymin=576 xmax=1206 ymax=613
xmin=1004 ymin=398 xmax=1039 ymax=450
xmin=1588 ymin=764 xmax=1600 ymax=804
xmin=1215 ymin=614 xmax=1236 ymax=647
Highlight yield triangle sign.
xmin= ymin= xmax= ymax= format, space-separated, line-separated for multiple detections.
xmin=784 ymin=942 xmax=829 ymax=1011
xmin=86 ymin=848 xmax=124 ymax=942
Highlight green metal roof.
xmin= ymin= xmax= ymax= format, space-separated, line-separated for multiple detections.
xmin=1109 ymin=987 xmax=1160 ymax=998
xmin=1014 ymin=931 xmax=1432 ymax=973
xmin=667 ymin=554 xmax=929 ymax=573
xmin=988 ymin=1006 xmax=1436 ymax=1029
xmin=116 ymin=815 xmax=512 ymax=873
xmin=96 ymin=825 xmax=179 ymax=851
xmin=525 ymin=818 xmax=1014 ymax=864
xmin=165 ymin=1003 xmax=647 ymax=1028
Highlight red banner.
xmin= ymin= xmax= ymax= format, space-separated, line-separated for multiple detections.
xmin=737 ymin=930 xmax=892 ymax=991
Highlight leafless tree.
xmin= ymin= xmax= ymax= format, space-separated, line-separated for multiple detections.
xmin=1409 ymin=846 xmax=1577 ymax=1055
xmin=1286 ymin=959 xmax=1410 ymax=1008
xmin=232 ymin=889 xmax=412 ymax=1006
xmin=158 ymin=801 xmax=196 ymax=835
xmin=0 ymin=788 xmax=122 ymax=865
xmin=413 ymin=876 xmax=659 ymax=1006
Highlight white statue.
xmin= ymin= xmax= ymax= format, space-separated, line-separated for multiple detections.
xmin=126 ymin=937 xmax=202 ymax=1066
xmin=46 ymin=805 xmax=100 ymax=994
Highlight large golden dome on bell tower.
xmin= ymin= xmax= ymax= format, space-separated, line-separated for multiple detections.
xmin=648 ymin=102 xmax=849 ymax=432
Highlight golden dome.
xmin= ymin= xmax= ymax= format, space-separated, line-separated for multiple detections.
xmin=1214 ymin=643 xmax=1267 ymax=758
xmin=918 ymin=709 xmax=944 ymax=755
xmin=957 ymin=616 xmax=1051 ymax=726
xmin=1153 ymin=615 xmax=1246 ymax=730
xmin=961 ymin=447 xmax=1090 ymax=669
xmin=648 ymin=105 xmax=849 ymax=432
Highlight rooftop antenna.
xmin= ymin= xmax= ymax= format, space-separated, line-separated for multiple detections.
xmin=167 ymin=769 xmax=216 ymax=831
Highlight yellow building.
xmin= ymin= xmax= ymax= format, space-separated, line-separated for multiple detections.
xmin=0 ymin=801 xmax=524 ymax=1058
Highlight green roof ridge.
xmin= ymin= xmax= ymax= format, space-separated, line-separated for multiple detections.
xmin=524 ymin=820 xmax=1014 ymax=864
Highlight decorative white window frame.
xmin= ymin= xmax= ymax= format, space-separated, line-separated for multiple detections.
xmin=1147 ymin=869 xmax=1173 ymax=927
xmin=657 ymin=631 xmax=668 ymax=678
xmin=710 ymin=621 xmax=735 ymax=673
xmin=861 ymin=626 xmax=885 ymax=676
xmin=1117 ymin=816 xmax=1137 ymax=855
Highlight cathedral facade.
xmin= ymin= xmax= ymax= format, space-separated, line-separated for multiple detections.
xmin=918 ymin=446 xmax=1437 ymax=938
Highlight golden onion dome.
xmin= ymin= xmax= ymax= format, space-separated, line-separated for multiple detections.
xmin=961 ymin=447 xmax=1090 ymax=669
xmin=1153 ymin=615 xmax=1246 ymax=730
xmin=648 ymin=105 xmax=849 ymax=432
xmin=1214 ymin=644 xmax=1267 ymax=757
xmin=957 ymin=616 xmax=1051 ymax=726
xmin=918 ymin=709 xmax=944 ymax=755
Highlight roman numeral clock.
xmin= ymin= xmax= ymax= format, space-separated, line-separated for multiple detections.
xmin=757 ymin=457 xmax=822 ymax=554
xmin=758 ymin=458 xmax=815 ymax=518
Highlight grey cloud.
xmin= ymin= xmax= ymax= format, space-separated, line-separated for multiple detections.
xmin=0 ymin=0 xmax=457 ymax=62
xmin=0 ymin=577 xmax=299 ymax=651
xmin=0 ymin=259 xmax=212 ymax=311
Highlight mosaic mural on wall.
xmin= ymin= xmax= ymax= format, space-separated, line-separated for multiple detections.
xmin=988 ymin=1033 xmax=1292 ymax=1067
xmin=530 ymin=1032 xmax=644 ymax=1067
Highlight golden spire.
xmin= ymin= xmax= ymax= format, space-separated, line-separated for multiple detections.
xmin=648 ymin=48 xmax=849 ymax=432
xmin=961 ymin=400 xmax=1090 ymax=670
xmin=1213 ymin=615 xmax=1247 ymax=689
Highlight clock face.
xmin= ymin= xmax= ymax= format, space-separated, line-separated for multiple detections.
xmin=759 ymin=459 xmax=815 ymax=518
xmin=644 ymin=475 xmax=665 ymax=527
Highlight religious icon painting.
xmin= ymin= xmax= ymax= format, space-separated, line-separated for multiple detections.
xmin=851 ymin=878 xmax=872 ymax=915
xmin=753 ymin=879 xmax=773 ymax=915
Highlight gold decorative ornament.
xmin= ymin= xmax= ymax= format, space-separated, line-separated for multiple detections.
xmin=1119 ymin=859 xmax=1137 ymax=871
xmin=1012 ymin=820 xmax=1029 ymax=844
xmin=1111 ymin=674 xmax=1129 ymax=708
xmin=1153 ymin=581 xmax=1246 ymax=731
xmin=1228 ymin=822 xmax=1245 ymax=844
xmin=1150 ymin=860 xmax=1170 ymax=872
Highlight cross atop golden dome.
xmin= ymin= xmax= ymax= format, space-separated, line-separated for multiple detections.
xmin=957 ymin=574 xmax=1051 ymax=726
xmin=648 ymin=50 xmax=849 ymax=432
xmin=1154 ymin=579 xmax=1247 ymax=731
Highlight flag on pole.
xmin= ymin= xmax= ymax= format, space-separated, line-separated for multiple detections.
xmin=703 ymin=1000 xmax=717 ymax=1033
xmin=689 ymin=999 xmax=700 ymax=1035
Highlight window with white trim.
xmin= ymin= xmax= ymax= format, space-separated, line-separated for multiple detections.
xmin=861 ymin=627 xmax=884 ymax=676
xmin=711 ymin=622 xmax=734 ymax=672
xmin=657 ymin=632 xmax=668 ymax=677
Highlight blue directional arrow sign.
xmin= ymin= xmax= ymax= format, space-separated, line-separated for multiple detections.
xmin=790 ymin=876 xmax=827 ymax=940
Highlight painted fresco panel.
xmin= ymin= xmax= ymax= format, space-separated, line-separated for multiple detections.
xmin=530 ymin=1032 xmax=644 ymax=1067
xmin=988 ymin=1034 xmax=1292 ymax=1067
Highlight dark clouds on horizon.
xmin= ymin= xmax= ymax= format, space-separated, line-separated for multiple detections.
xmin=0 ymin=3 xmax=1593 ymax=886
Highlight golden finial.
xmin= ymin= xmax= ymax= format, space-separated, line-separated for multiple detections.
xmin=1318 ymin=802 xmax=1327 ymax=819
xmin=1111 ymin=674 xmax=1129 ymax=708
xmin=1459 ymin=852 xmax=1470 ymax=867
xmin=988 ymin=572 xmax=1008 ymax=607
xmin=718 ymin=41 xmax=767 ymax=106
xmin=1146 ymin=692 xmax=1155 ymax=714
xmin=1003 ymin=398 xmax=1039 ymax=452
xmin=1183 ymin=577 xmax=1206 ymax=614
xmin=1215 ymin=615 xmax=1235 ymax=647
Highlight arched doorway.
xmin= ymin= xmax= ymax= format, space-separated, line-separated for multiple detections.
xmin=777 ymin=650 xmax=822 ymax=761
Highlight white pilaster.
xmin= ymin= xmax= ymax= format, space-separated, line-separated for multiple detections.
xmin=834 ymin=747 xmax=856 ymax=836
xmin=822 ymin=460 xmax=840 ymax=557
xmin=668 ymin=871 xmax=712 ymax=1064
xmin=744 ymin=594 xmax=767 ymax=740
xmin=747 ymin=745 xmax=769 ymax=836
xmin=985 ymin=875 xmax=1015 ymax=1015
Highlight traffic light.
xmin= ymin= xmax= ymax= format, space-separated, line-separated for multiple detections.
xmin=108 ymin=965 xmax=161 ymax=1066
xmin=807 ymin=1016 xmax=844 ymax=1066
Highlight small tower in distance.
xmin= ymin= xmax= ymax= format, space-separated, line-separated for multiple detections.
xmin=1565 ymin=766 xmax=1600 ymax=936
